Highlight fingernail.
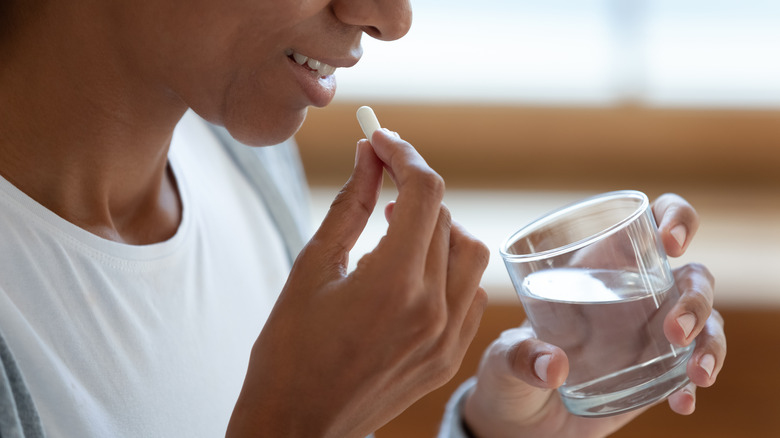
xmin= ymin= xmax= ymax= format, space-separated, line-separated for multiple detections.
xmin=671 ymin=224 xmax=687 ymax=248
xmin=700 ymin=354 xmax=715 ymax=377
xmin=534 ymin=354 xmax=552 ymax=383
xmin=354 ymin=143 xmax=361 ymax=168
xmin=677 ymin=313 xmax=696 ymax=339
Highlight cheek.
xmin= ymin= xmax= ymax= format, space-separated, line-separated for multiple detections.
xmin=171 ymin=9 xmax=320 ymax=145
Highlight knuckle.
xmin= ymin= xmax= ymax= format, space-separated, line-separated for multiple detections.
xmin=425 ymin=339 xmax=467 ymax=387
xmin=329 ymin=185 xmax=351 ymax=209
xmin=415 ymin=299 xmax=448 ymax=339
xmin=657 ymin=192 xmax=687 ymax=209
xmin=353 ymin=247 xmax=380 ymax=273
xmin=676 ymin=262 xmax=715 ymax=289
xmin=506 ymin=341 xmax=524 ymax=371
xmin=438 ymin=204 xmax=452 ymax=225
xmin=504 ymin=338 xmax=539 ymax=379
xmin=690 ymin=262 xmax=715 ymax=285
xmin=410 ymin=168 xmax=445 ymax=201
xmin=473 ymin=240 xmax=491 ymax=269
xmin=713 ymin=333 xmax=727 ymax=356
xmin=430 ymin=360 xmax=461 ymax=387
xmin=677 ymin=281 xmax=712 ymax=314
xmin=299 ymin=237 xmax=334 ymax=264
xmin=680 ymin=261 xmax=706 ymax=275
xmin=402 ymin=296 xmax=452 ymax=342
xmin=415 ymin=359 xmax=458 ymax=394
xmin=683 ymin=291 xmax=711 ymax=319
xmin=394 ymin=276 xmax=425 ymax=301
xmin=456 ymin=235 xmax=491 ymax=270
xmin=654 ymin=193 xmax=698 ymax=223
xmin=710 ymin=308 xmax=725 ymax=328
xmin=435 ymin=206 xmax=453 ymax=235
xmin=388 ymin=283 xmax=447 ymax=338
xmin=701 ymin=324 xmax=727 ymax=361
xmin=475 ymin=287 xmax=489 ymax=310
xmin=329 ymin=185 xmax=373 ymax=218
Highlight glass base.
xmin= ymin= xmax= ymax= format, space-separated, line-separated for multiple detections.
xmin=560 ymin=343 xmax=694 ymax=418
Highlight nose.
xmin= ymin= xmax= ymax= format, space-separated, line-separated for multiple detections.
xmin=332 ymin=0 xmax=413 ymax=41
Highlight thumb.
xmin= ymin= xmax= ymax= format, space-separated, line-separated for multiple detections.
xmin=504 ymin=333 xmax=569 ymax=390
xmin=467 ymin=325 xmax=570 ymax=427
xmin=305 ymin=140 xmax=384 ymax=275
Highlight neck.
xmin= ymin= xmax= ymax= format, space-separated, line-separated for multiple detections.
xmin=0 ymin=3 xmax=188 ymax=244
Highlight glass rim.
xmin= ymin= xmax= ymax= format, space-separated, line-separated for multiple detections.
xmin=499 ymin=190 xmax=649 ymax=263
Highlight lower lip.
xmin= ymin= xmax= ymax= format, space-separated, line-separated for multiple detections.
xmin=288 ymin=57 xmax=337 ymax=108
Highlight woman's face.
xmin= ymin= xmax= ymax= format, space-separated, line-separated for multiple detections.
xmin=114 ymin=0 xmax=412 ymax=145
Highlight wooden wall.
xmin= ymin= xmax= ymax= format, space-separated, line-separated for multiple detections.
xmin=295 ymin=102 xmax=780 ymax=190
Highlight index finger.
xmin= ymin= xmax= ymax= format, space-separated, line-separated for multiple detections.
xmin=664 ymin=263 xmax=715 ymax=347
xmin=651 ymin=193 xmax=700 ymax=257
xmin=369 ymin=128 xmax=445 ymax=272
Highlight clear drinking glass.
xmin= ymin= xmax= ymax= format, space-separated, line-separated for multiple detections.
xmin=500 ymin=190 xmax=693 ymax=417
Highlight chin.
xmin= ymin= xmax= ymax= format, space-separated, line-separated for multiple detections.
xmin=219 ymin=107 xmax=308 ymax=147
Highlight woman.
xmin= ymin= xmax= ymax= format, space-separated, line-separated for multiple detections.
xmin=0 ymin=0 xmax=724 ymax=437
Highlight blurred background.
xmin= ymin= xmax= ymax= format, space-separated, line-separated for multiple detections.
xmin=294 ymin=1 xmax=780 ymax=436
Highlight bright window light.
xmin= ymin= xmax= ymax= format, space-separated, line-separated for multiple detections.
xmin=334 ymin=0 xmax=780 ymax=108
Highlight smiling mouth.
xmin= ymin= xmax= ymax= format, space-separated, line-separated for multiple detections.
xmin=285 ymin=49 xmax=337 ymax=77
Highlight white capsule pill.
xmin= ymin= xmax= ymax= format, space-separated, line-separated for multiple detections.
xmin=356 ymin=106 xmax=381 ymax=142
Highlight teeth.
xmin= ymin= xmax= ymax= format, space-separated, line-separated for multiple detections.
xmin=307 ymin=58 xmax=323 ymax=71
xmin=292 ymin=52 xmax=308 ymax=65
xmin=319 ymin=64 xmax=336 ymax=76
xmin=288 ymin=50 xmax=337 ymax=77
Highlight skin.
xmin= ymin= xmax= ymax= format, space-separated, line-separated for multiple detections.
xmin=0 ymin=0 xmax=726 ymax=436
xmin=227 ymin=133 xmax=489 ymax=437
xmin=463 ymin=194 xmax=727 ymax=438
xmin=0 ymin=0 xmax=412 ymax=244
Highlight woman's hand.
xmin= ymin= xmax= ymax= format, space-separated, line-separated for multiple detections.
xmin=462 ymin=194 xmax=726 ymax=438
xmin=227 ymin=129 xmax=489 ymax=438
